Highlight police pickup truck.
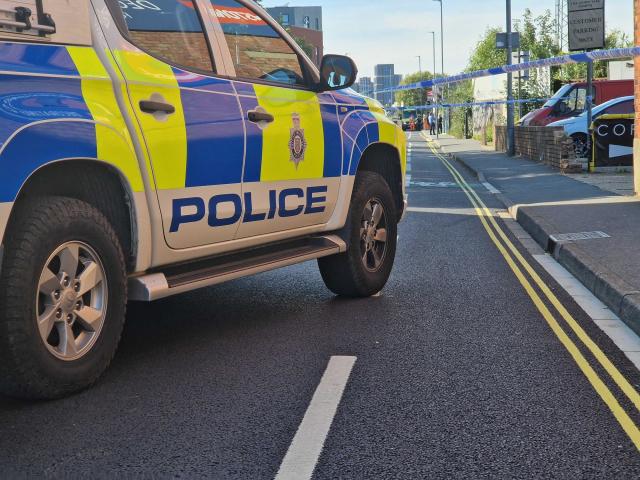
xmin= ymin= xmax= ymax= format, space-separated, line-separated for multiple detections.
xmin=0 ymin=0 xmax=407 ymax=399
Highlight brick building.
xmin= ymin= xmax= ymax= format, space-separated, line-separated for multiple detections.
xmin=267 ymin=6 xmax=324 ymax=66
xmin=288 ymin=25 xmax=323 ymax=66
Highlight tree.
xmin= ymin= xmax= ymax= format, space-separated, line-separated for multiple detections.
xmin=467 ymin=27 xmax=506 ymax=72
xmin=284 ymin=28 xmax=314 ymax=58
xmin=447 ymin=80 xmax=474 ymax=139
xmin=394 ymin=71 xmax=435 ymax=107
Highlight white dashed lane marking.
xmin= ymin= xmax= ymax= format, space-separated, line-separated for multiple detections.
xmin=276 ymin=356 xmax=357 ymax=480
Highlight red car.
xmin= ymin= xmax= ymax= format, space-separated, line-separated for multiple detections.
xmin=522 ymin=79 xmax=634 ymax=127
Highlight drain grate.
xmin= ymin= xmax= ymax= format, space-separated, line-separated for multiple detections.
xmin=549 ymin=231 xmax=611 ymax=242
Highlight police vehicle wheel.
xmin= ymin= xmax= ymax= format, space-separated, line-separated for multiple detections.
xmin=0 ymin=197 xmax=126 ymax=399
xmin=319 ymin=171 xmax=397 ymax=297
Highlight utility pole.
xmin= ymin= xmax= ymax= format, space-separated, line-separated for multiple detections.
xmin=434 ymin=0 xmax=445 ymax=134
xmin=429 ymin=31 xmax=438 ymax=139
xmin=440 ymin=0 xmax=445 ymax=133
xmin=586 ymin=59 xmax=593 ymax=156
xmin=506 ymin=0 xmax=515 ymax=156
xmin=416 ymin=55 xmax=422 ymax=74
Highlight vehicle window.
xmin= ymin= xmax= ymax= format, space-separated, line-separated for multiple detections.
xmin=544 ymin=84 xmax=572 ymax=107
xmin=603 ymin=100 xmax=634 ymax=115
xmin=208 ymin=1 xmax=306 ymax=86
xmin=574 ymin=88 xmax=587 ymax=112
xmin=116 ymin=0 xmax=214 ymax=73
xmin=556 ymin=86 xmax=595 ymax=116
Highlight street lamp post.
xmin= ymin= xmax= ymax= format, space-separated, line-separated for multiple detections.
xmin=416 ymin=55 xmax=422 ymax=74
xmin=506 ymin=0 xmax=515 ymax=156
xmin=433 ymin=0 xmax=444 ymax=135
xmin=428 ymin=31 xmax=437 ymax=137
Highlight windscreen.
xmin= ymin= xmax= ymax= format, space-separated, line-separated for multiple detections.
xmin=543 ymin=84 xmax=574 ymax=108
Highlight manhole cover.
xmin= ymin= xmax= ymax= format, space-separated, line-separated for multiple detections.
xmin=550 ymin=231 xmax=610 ymax=242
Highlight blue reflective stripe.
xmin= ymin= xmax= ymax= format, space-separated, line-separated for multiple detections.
xmin=181 ymin=89 xmax=245 ymax=187
xmin=0 ymin=43 xmax=78 ymax=76
xmin=0 ymin=121 xmax=97 ymax=202
xmin=0 ymin=74 xmax=91 ymax=147
xmin=171 ymin=68 xmax=235 ymax=93
xmin=341 ymin=135 xmax=355 ymax=176
xmin=366 ymin=122 xmax=379 ymax=144
xmin=355 ymin=126 xmax=370 ymax=159
xmin=321 ymin=104 xmax=341 ymax=177
xmin=330 ymin=89 xmax=368 ymax=106
xmin=238 ymin=95 xmax=263 ymax=183
xmin=349 ymin=145 xmax=363 ymax=176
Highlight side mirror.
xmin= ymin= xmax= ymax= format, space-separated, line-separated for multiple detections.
xmin=318 ymin=54 xmax=358 ymax=91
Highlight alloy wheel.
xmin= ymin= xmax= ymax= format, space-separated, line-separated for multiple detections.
xmin=36 ymin=241 xmax=108 ymax=361
xmin=360 ymin=198 xmax=388 ymax=273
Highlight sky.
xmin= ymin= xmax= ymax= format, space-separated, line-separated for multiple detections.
xmin=261 ymin=0 xmax=634 ymax=79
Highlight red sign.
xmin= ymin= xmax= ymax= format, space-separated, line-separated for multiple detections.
xmin=209 ymin=4 xmax=266 ymax=25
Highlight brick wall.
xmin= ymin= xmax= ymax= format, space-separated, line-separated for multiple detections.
xmin=129 ymin=31 xmax=303 ymax=81
xmin=130 ymin=32 xmax=213 ymax=72
xmin=495 ymin=126 xmax=577 ymax=170
xmin=289 ymin=26 xmax=323 ymax=66
xmin=224 ymin=34 xmax=303 ymax=80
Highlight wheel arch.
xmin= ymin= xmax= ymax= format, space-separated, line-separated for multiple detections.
xmin=356 ymin=142 xmax=405 ymax=217
xmin=4 ymin=158 xmax=139 ymax=272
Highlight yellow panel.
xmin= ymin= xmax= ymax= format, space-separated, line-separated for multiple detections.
xmin=67 ymin=47 xmax=144 ymax=192
xmin=378 ymin=117 xmax=397 ymax=145
xmin=113 ymin=50 xmax=187 ymax=190
xmin=255 ymin=85 xmax=324 ymax=182
xmin=396 ymin=126 xmax=408 ymax=174
xmin=104 ymin=49 xmax=157 ymax=190
xmin=365 ymin=98 xmax=406 ymax=174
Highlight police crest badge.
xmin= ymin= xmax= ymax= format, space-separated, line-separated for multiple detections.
xmin=289 ymin=113 xmax=307 ymax=169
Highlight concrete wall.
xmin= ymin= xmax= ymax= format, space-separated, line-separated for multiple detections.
xmin=635 ymin=0 xmax=640 ymax=194
xmin=609 ymin=60 xmax=635 ymax=80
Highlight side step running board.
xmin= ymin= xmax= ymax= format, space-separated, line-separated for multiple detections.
xmin=128 ymin=235 xmax=346 ymax=301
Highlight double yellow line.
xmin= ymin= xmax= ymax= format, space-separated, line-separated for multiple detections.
xmin=422 ymin=133 xmax=640 ymax=450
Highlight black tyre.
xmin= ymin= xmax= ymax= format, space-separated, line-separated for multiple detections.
xmin=319 ymin=171 xmax=398 ymax=297
xmin=0 ymin=196 xmax=126 ymax=399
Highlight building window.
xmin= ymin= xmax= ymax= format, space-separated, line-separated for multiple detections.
xmin=315 ymin=18 xmax=320 ymax=30
xmin=280 ymin=14 xmax=289 ymax=26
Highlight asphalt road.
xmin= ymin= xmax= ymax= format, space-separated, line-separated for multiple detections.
xmin=1 ymin=132 xmax=640 ymax=478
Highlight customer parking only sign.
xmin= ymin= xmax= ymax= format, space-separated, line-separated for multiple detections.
xmin=568 ymin=0 xmax=605 ymax=51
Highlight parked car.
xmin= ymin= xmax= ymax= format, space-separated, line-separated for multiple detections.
xmin=523 ymin=79 xmax=634 ymax=127
xmin=548 ymin=96 xmax=634 ymax=158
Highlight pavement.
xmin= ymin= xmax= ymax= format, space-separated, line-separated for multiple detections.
xmin=566 ymin=172 xmax=635 ymax=197
xmin=429 ymin=133 xmax=640 ymax=338
xmin=1 ymin=133 xmax=640 ymax=477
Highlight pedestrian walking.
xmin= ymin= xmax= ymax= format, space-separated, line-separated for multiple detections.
xmin=438 ymin=115 xmax=443 ymax=134
xmin=429 ymin=112 xmax=436 ymax=135
xmin=422 ymin=114 xmax=427 ymax=131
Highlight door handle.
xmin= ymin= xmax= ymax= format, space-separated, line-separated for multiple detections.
xmin=248 ymin=110 xmax=274 ymax=123
xmin=139 ymin=100 xmax=176 ymax=115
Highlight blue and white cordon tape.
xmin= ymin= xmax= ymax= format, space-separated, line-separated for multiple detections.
xmin=378 ymin=47 xmax=640 ymax=94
